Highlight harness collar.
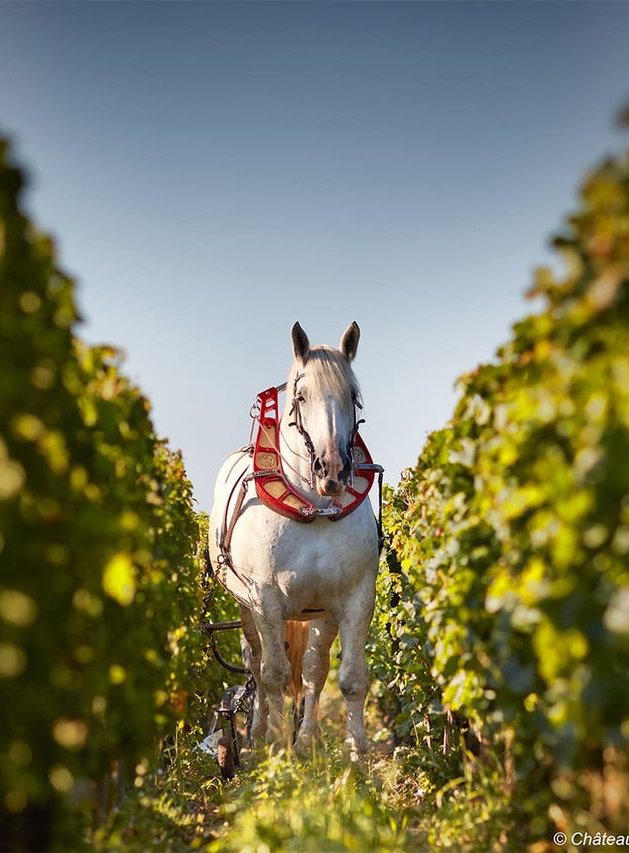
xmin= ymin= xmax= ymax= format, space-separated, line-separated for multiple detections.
xmin=252 ymin=384 xmax=380 ymax=523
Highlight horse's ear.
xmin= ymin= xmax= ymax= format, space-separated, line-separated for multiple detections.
xmin=339 ymin=321 xmax=360 ymax=362
xmin=291 ymin=322 xmax=310 ymax=364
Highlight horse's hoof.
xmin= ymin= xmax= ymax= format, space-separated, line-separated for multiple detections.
xmin=346 ymin=737 xmax=369 ymax=765
xmin=349 ymin=749 xmax=369 ymax=769
xmin=294 ymin=729 xmax=324 ymax=757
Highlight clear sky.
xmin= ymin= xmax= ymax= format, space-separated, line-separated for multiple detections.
xmin=1 ymin=2 xmax=628 ymax=511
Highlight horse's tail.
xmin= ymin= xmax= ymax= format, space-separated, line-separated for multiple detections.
xmin=285 ymin=620 xmax=309 ymax=701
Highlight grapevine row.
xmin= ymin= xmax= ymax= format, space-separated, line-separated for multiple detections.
xmin=0 ymin=139 xmax=218 ymax=849
xmin=375 ymin=140 xmax=629 ymax=837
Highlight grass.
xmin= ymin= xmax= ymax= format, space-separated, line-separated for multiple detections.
xmin=90 ymin=665 xmax=516 ymax=851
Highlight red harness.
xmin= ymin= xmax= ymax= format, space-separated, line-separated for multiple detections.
xmin=252 ymin=385 xmax=378 ymax=523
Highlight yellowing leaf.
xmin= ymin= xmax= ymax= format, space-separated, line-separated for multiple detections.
xmin=0 ymin=644 xmax=27 ymax=678
xmin=109 ymin=664 xmax=127 ymax=685
xmin=52 ymin=718 xmax=88 ymax=750
xmin=19 ymin=291 xmax=41 ymax=313
xmin=0 ymin=590 xmax=38 ymax=626
xmin=485 ymin=568 xmax=514 ymax=613
xmin=39 ymin=431 xmax=69 ymax=474
xmin=102 ymin=553 xmax=136 ymax=606
xmin=0 ymin=456 xmax=25 ymax=499
xmin=49 ymin=766 xmax=74 ymax=793
xmin=11 ymin=414 xmax=44 ymax=441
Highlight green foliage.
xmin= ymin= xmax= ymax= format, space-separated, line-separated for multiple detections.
xmin=383 ymin=146 xmax=629 ymax=835
xmin=0 ymin=139 xmax=208 ymax=848
xmin=209 ymin=747 xmax=407 ymax=853
xmin=368 ymin=521 xmax=458 ymax=772
xmin=93 ymin=714 xmax=515 ymax=853
xmin=90 ymin=725 xmax=223 ymax=851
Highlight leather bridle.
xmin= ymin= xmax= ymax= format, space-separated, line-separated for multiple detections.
xmin=287 ymin=373 xmax=366 ymax=491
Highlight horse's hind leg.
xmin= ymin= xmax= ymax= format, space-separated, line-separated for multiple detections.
xmin=240 ymin=606 xmax=267 ymax=742
xmin=295 ymin=617 xmax=338 ymax=754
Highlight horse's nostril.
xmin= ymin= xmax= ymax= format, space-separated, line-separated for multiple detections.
xmin=322 ymin=478 xmax=341 ymax=495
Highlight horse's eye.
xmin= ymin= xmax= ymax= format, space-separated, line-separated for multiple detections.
xmin=295 ymin=393 xmax=306 ymax=404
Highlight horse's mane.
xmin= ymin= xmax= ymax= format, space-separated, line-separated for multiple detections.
xmin=290 ymin=345 xmax=362 ymax=416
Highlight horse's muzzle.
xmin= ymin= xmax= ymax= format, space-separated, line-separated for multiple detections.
xmin=317 ymin=478 xmax=343 ymax=497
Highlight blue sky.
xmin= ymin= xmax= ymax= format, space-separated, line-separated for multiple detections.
xmin=1 ymin=2 xmax=628 ymax=510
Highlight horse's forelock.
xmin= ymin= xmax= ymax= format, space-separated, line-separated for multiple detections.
xmin=291 ymin=345 xmax=361 ymax=416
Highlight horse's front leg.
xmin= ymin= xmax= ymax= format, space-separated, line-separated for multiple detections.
xmin=338 ymin=579 xmax=376 ymax=760
xmin=295 ymin=617 xmax=338 ymax=754
xmin=252 ymin=607 xmax=292 ymax=748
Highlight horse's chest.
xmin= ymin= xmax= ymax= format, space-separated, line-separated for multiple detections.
xmin=272 ymin=523 xmax=375 ymax=591
xmin=227 ymin=501 xmax=378 ymax=605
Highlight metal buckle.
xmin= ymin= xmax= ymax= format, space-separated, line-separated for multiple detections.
xmin=299 ymin=505 xmax=342 ymax=518
xmin=354 ymin=463 xmax=384 ymax=473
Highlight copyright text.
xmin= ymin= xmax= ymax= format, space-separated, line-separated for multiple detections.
xmin=554 ymin=832 xmax=629 ymax=847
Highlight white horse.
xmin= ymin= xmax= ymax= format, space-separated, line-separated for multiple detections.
xmin=209 ymin=322 xmax=380 ymax=757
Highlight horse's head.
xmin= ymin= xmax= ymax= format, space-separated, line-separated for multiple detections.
xmin=288 ymin=321 xmax=362 ymax=498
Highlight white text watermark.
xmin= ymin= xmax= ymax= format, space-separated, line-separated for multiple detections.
xmin=554 ymin=831 xmax=629 ymax=847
